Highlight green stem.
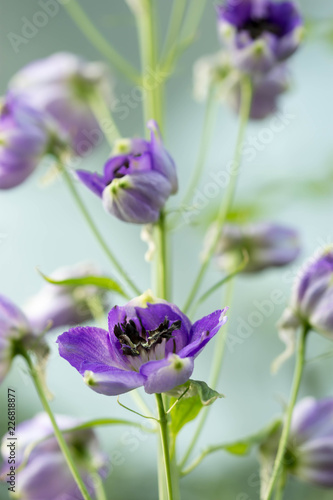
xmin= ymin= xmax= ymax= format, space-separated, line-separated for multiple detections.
xmin=62 ymin=168 xmax=141 ymax=297
xmin=263 ymin=327 xmax=309 ymax=500
xmin=183 ymin=76 xmax=252 ymax=314
xmin=155 ymin=211 xmax=169 ymax=300
xmin=89 ymin=91 xmax=121 ymax=148
xmin=274 ymin=471 xmax=287 ymax=500
xmin=162 ymin=0 xmax=187 ymax=59
xmin=92 ymin=473 xmax=107 ymax=500
xmin=179 ymin=280 xmax=234 ymax=468
xmin=135 ymin=0 xmax=163 ymax=133
xmin=63 ymin=0 xmax=140 ymax=84
xmin=156 ymin=394 xmax=174 ymax=500
xmin=21 ymin=350 xmax=93 ymax=500
xmin=171 ymin=85 xmax=217 ymax=230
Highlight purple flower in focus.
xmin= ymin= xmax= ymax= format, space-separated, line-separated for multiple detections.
xmin=57 ymin=294 xmax=227 ymax=395
xmin=217 ymin=0 xmax=303 ymax=73
xmin=0 ymin=96 xmax=53 ymax=189
xmin=193 ymin=50 xmax=290 ymax=120
xmin=24 ymin=262 xmax=109 ymax=333
xmin=0 ymin=294 xmax=43 ymax=384
xmin=9 ymin=52 xmax=113 ymax=156
xmin=209 ymin=222 xmax=300 ymax=273
xmin=77 ymin=121 xmax=178 ymax=224
xmin=0 ymin=413 xmax=108 ymax=500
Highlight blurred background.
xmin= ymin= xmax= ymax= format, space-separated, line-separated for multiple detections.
xmin=1 ymin=0 xmax=333 ymax=498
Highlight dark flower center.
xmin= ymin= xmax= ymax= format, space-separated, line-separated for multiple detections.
xmin=113 ymin=159 xmax=130 ymax=179
xmin=114 ymin=316 xmax=181 ymax=357
xmin=241 ymin=18 xmax=282 ymax=39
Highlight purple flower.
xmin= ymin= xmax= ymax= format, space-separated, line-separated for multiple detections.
xmin=288 ymin=397 xmax=333 ymax=487
xmin=193 ymin=51 xmax=290 ymax=120
xmin=280 ymin=249 xmax=333 ymax=339
xmin=9 ymin=52 xmax=113 ymax=156
xmin=0 ymin=412 xmax=108 ymax=500
xmin=77 ymin=120 xmax=178 ymax=224
xmin=0 ymin=294 xmax=42 ymax=384
xmin=0 ymin=96 xmax=52 ymax=190
xmin=57 ymin=294 xmax=227 ymax=395
xmin=217 ymin=0 xmax=303 ymax=73
xmin=23 ymin=262 xmax=109 ymax=333
xmin=210 ymin=222 xmax=300 ymax=273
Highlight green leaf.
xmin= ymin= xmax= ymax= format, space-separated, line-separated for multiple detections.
xmin=168 ymin=380 xmax=223 ymax=437
xmin=37 ymin=269 xmax=127 ymax=297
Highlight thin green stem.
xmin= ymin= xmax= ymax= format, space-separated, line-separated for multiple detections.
xmin=183 ymin=76 xmax=252 ymax=314
xmin=62 ymin=168 xmax=141 ymax=297
xmin=162 ymin=0 xmax=187 ymax=59
xmin=171 ymin=85 xmax=217 ymax=230
xmin=21 ymin=350 xmax=93 ymax=500
xmin=179 ymin=280 xmax=234 ymax=468
xmin=263 ymin=327 xmax=309 ymax=500
xmin=63 ymin=0 xmax=140 ymax=84
xmin=92 ymin=473 xmax=107 ymax=500
xmin=89 ymin=91 xmax=121 ymax=148
xmin=156 ymin=394 xmax=174 ymax=500
xmin=155 ymin=211 xmax=169 ymax=300
xmin=274 ymin=471 xmax=287 ymax=500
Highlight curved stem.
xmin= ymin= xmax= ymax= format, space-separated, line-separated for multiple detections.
xmin=183 ymin=76 xmax=252 ymax=314
xmin=162 ymin=0 xmax=187 ymax=60
xmin=21 ymin=350 xmax=93 ymax=500
xmin=171 ymin=85 xmax=217 ymax=230
xmin=63 ymin=0 xmax=140 ymax=84
xmin=156 ymin=394 xmax=174 ymax=500
xmin=263 ymin=327 xmax=309 ymax=500
xmin=179 ymin=280 xmax=234 ymax=468
xmin=62 ymin=168 xmax=141 ymax=297
xmin=89 ymin=91 xmax=121 ymax=148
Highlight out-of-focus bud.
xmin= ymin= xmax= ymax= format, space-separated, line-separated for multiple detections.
xmin=9 ymin=52 xmax=113 ymax=156
xmin=24 ymin=262 xmax=109 ymax=333
xmin=193 ymin=50 xmax=290 ymax=120
xmin=77 ymin=120 xmax=178 ymax=224
xmin=208 ymin=222 xmax=300 ymax=273
xmin=0 ymin=95 xmax=59 ymax=190
xmin=216 ymin=0 xmax=304 ymax=74
xmin=260 ymin=397 xmax=333 ymax=489
xmin=0 ymin=412 xmax=108 ymax=500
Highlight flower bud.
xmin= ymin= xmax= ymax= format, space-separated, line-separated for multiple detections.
xmin=77 ymin=120 xmax=178 ymax=224
xmin=209 ymin=222 xmax=300 ymax=273
xmin=0 ymin=96 xmax=52 ymax=189
xmin=260 ymin=397 xmax=333 ymax=488
xmin=24 ymin=262 xmax=109 ymax=332
xmin=216 ymin=0 xmax=304 ymax=74
xmin=193 ymin=50 xmax=290 ymax=120
xmin=9 ymin=52 xmax=113 ymax=156
xmin=0 ymin=412 xmax=108 ymax=499
xmin=0 ymin=294 xmax=42 ymax=383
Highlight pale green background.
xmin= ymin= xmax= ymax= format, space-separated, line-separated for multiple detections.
xmin=1 ymin=1 xmax=333 ymax=499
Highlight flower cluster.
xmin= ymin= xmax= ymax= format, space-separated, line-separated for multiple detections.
xmin=194 ymin=0 xmax=303 ymax=120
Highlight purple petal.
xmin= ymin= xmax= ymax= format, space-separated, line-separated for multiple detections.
xmin=76 ymin=170 xmax=105 ymax=197
xmin=179 ymin=309 xmax=228 ymax=358
xmin=140 ymin=354 xmax=194 ymax=394
xmin=83 ymin=364 xmax=144 ymax=396
xmin=147 ymin=120 xmax=178 ymax=194
xmin=291 ymin=397 xmax=333 ymax=446
xmin=57 ymin=326 xmax=127 ymax=372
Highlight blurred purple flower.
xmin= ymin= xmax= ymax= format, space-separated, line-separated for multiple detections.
xmin=77 ymin=120 xmax=178 ymax=224
xmin=24 ymin=262 xmax=109 ymax=333
xmin=0 ymin=294 xmax=44 ymax=384
xmin=216 ymin=0 xmax=303 ymax=73
xmin=0 ymin=96 xmax=54 ymax=190
xmin=193 ymin=50 xmax=290 ymax=120
xmin=209 ymin=222 xmax=300 ymax=273
xmin=0 ymin=412 xmax=108 ymax=500
xmin=9 ymin=52 xmax=113 ymax=156
xmin=57 ymin=294 xmax=227 ymax=395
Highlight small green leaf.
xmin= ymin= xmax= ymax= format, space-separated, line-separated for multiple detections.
xmin=224 ymin=442 xmax=251 ymax=456
xmin=168 ymin=380 xmax=223 ymax=437
xmin=37 ymin=269 xmax=126 ymax=297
